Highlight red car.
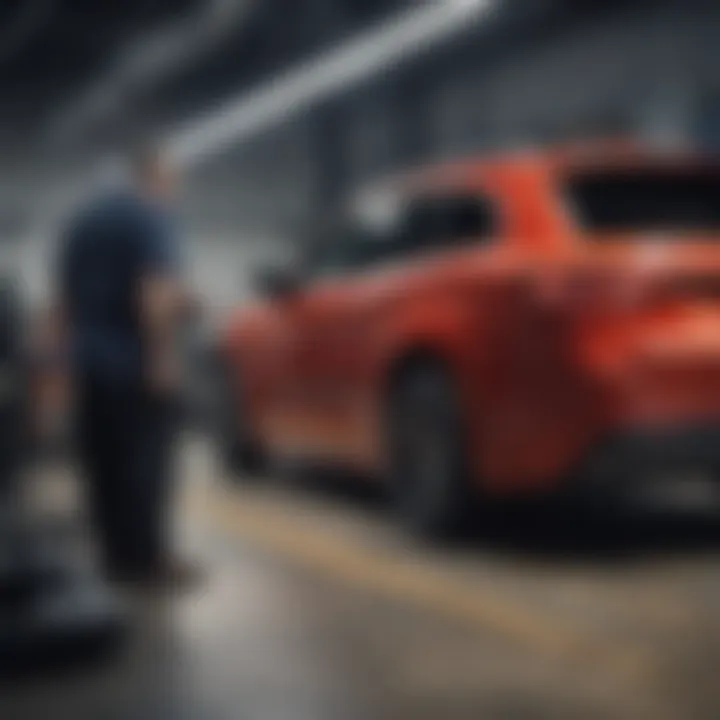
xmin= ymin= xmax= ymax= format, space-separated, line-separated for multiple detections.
xmin=217 ymin=145 xmax=720 ymax=536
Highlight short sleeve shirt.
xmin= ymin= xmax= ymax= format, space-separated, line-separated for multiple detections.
xmin=59 ymin=191 xmax=180 ymax=380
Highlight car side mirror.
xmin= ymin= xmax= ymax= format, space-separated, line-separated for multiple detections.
xmin=253 ymin=264 xmax=302 ymax=300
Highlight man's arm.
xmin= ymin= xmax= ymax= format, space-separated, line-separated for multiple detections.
xmin=139 ymin=276 xmax=187 ymax=394
xmin=136 ymin=208 xmax=192 ymax=395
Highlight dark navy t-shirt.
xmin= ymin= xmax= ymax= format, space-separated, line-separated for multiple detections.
xmin=59 ymin=192 xmax=179 ymax=380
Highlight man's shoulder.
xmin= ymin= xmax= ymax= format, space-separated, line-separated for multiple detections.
xmin=86 ymin=190 xmax=149 ymax=220
xmin=70 ymin=191 xmax=160 ymax=241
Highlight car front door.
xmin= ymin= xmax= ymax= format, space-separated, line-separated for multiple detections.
xmin=278 ymin=220 xmax=382 ymax=459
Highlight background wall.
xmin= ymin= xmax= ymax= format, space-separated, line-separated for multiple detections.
xmin=15 ymin=2 xmax=720 ymax=309
xmin=178 ymin=3 xmax=720 ymax=309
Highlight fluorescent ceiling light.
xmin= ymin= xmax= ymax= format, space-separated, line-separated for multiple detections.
xmin=168 ymin=0 xmax=496 ymax=167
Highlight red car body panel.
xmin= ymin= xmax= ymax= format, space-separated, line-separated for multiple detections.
xmin=221 ymin=146 xmax=720 ymax=496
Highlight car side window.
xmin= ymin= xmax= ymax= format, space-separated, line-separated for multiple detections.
xmin=302 ymin=193 xmax=497 ymax=281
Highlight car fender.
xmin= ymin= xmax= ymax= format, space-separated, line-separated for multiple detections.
xmin=368 ymin=296 xmax=490 ymax=435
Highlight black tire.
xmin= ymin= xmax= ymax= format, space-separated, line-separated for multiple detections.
xmin=216 ymin=367 xmax=266 ymax=482
xmin=388 ymin=361 xmax=474 ymax=539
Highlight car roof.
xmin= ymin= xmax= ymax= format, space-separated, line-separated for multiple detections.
xmin=355 ymin=140 xmax=717 ymax=200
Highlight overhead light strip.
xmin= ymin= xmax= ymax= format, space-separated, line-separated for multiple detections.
xmin=168 ymin=0 xmax=495 ymax=167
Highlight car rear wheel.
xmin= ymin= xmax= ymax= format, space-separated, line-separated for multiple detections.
xmin=388 ymin=362 xmax=474 ymax=539
xmin=216 ymin=368 xmax=266 ymax=482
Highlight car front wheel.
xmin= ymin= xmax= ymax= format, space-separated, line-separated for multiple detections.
xmin=388 ymin=362 xmax=474 ymax=539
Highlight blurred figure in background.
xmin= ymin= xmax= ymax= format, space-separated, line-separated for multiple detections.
xmin=56 ymin=143 xmax=198 ymax=588
xmin=27 ymin=304 xmax=70 ymax=454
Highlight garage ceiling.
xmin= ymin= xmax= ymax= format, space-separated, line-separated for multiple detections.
xmin=0 ymin=0 xmax=419 ymax=155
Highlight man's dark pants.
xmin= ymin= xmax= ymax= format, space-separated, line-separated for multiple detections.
xmin=76 ymin=372 xmax=175 ymax=575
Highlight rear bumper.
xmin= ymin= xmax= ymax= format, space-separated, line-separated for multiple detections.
xmin=579 ymin=421 xmax=720 ymax=488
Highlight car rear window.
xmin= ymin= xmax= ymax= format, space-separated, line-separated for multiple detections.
xmin=565 ymin=168 xmax=720 ymax=234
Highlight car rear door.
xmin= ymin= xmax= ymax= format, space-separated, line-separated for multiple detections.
xmin=288 ymin=192 xmax=500 ymax=462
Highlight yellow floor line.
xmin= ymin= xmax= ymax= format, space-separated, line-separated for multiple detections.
xmin=189 ymin=484 xmax=656 ymax=688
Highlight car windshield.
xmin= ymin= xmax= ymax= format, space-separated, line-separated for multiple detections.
xmin=565 ymin=167 xmax=720 ymax=235
xmin=301 ymin=219 xmax=388 ymax=278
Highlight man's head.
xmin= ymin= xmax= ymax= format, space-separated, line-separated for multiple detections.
xmin=127 ymin=142 xmax=179 ymax=202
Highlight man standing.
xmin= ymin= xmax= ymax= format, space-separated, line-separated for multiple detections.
xmin=58 ymin=144 xmax=195 ymax=586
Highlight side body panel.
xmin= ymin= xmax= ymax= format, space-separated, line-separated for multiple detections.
xmin=222 ymin=151 xmax=720 ymax=494
xmin=224 ymin=239 xmax=603 ymax=494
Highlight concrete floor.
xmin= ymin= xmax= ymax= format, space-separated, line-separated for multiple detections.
xmin=3 ymin=438 xmax=720 ymax=720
